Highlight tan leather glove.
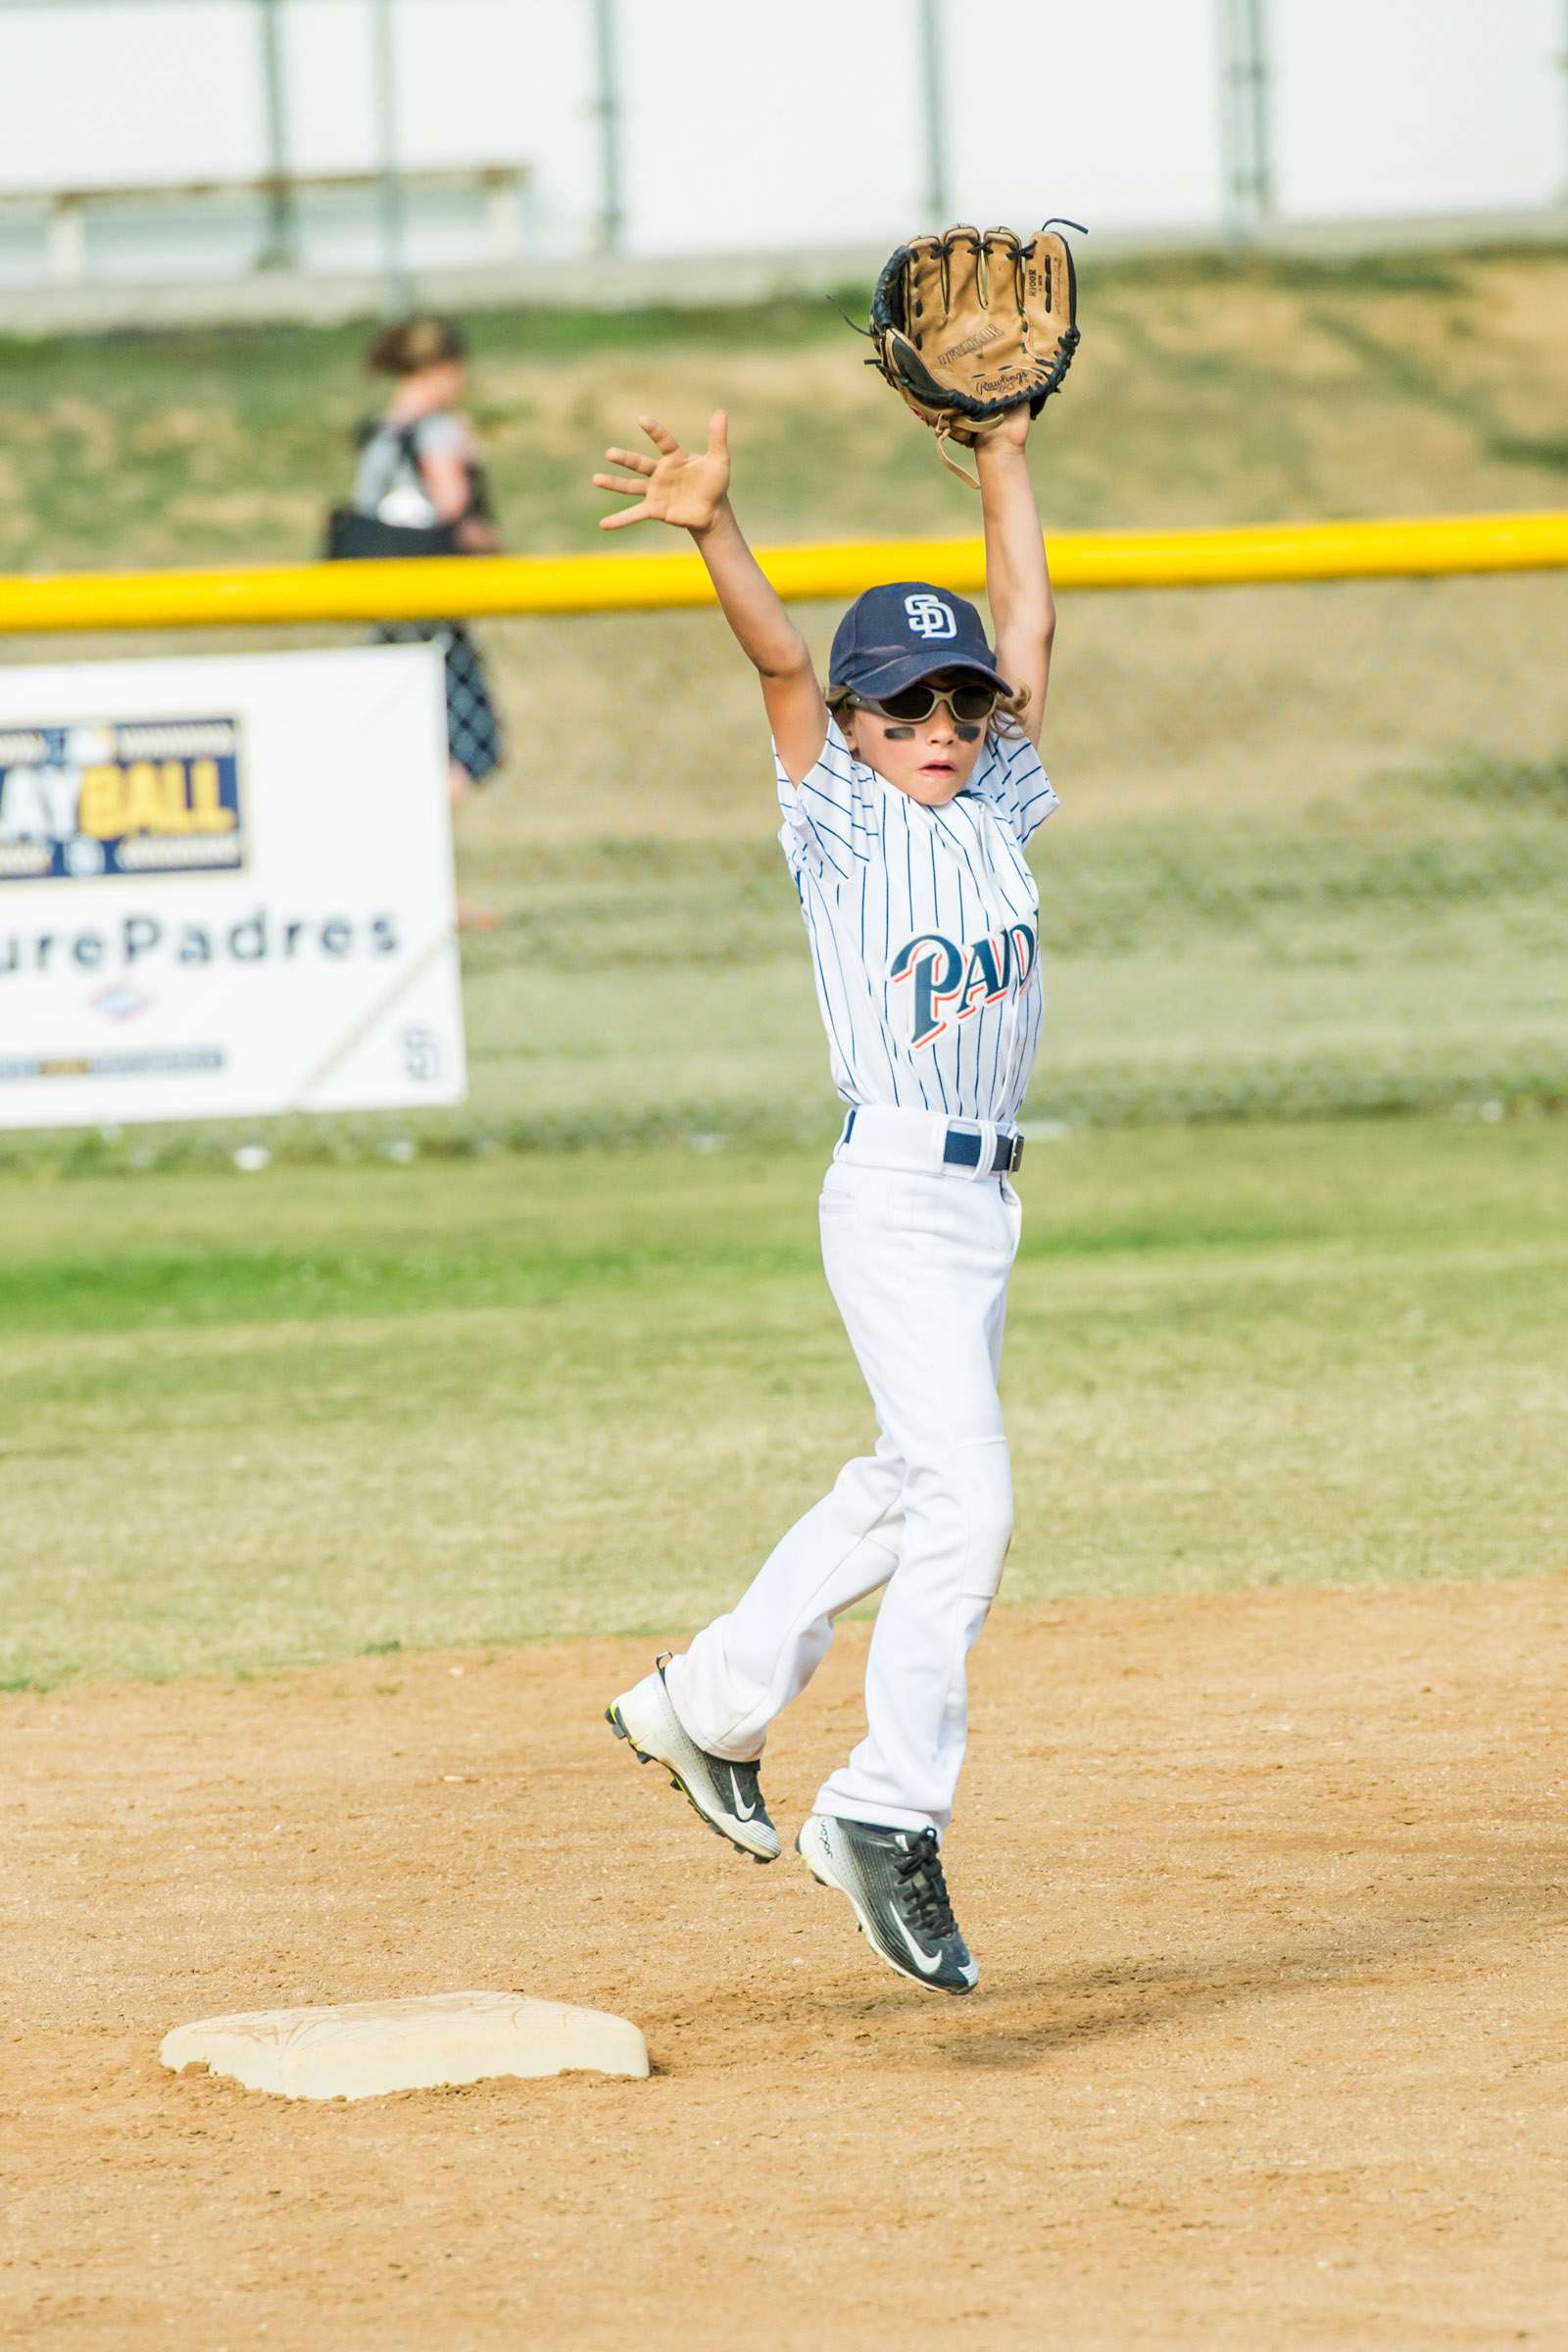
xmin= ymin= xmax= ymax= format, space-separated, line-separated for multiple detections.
xmin=869 ymin=222 xmax=1081 ymax=484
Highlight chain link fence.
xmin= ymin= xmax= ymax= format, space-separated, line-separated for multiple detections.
xmin=1030 ymin=568 xmax=1568 ymax=1125
xmin=2 ymin=559 xmax=1565 ymax=1168
xmin=453 ymin=565 xmax=1568 ymax=1152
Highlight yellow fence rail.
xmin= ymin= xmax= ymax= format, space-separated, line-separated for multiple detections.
xmin=2 ymin=510 xmax=1566 ymax=635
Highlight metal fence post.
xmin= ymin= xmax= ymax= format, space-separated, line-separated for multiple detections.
xmin=916 ymin=0 xmax=950 ymax=225
xmin=590 ymin=0 xmax=623 ymax=255
xmin=255 ymin=0 xmax=297 ymax=271
xmin=1219 ymin=0 xmax=1274 ymax=252
xmin=369 ymin=0 xmax=413 ymax=314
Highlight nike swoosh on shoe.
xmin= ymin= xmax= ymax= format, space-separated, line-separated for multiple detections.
xmin=887 ymin=1906 xmax=945 ymax=1977
xmin=728 ymin=1771 xmax=757 ymax=1822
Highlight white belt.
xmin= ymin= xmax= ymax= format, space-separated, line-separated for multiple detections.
xmin=834 ymin=1104 xmax=1024 ymax=1182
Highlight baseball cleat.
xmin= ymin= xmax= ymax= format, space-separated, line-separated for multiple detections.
xmin=606 ymin=1658 xmax=780 ymax=1863
xmin=796 ymin=1812 xmax=978 ymax=1994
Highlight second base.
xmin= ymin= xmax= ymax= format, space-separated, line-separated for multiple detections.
xmin=160 ymin=1989 xmax=650 ymax=2100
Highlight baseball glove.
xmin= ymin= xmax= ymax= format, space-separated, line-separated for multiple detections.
xmin=868 ymin=222 xmax=1081 ymax=485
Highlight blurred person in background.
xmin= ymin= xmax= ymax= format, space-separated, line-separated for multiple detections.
xmin=340 ymin=316 xmax=505 ymax=930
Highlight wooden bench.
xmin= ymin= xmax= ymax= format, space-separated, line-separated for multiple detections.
xmin=0 ymin=163 xmax=532 ymax=284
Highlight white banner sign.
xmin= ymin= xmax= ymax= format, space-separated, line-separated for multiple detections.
xmin=0 ymin=644 xmax=466 ymax=1128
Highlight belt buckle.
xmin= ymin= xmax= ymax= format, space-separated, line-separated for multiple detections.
xmin=1001 ymin=1132 xmax=1024 ymax=1174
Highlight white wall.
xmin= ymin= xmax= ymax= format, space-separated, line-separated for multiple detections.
xmin=944 ymin=4 xmax=1225 ymax=234
xmin=0 ymin=0 xmax=1561 ymax=251
xmin=1270 ymin=0 xmax=1563 ymax=219
xmin=8 ymin=0 xmax=266 ymax=188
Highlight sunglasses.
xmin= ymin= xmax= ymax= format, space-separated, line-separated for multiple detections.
xmin=846 ymin=680 xmax=1004 ymax=727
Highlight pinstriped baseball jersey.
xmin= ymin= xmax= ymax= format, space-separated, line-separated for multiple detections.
xmin=776 ymin=715 xmax=1058 ymax=1123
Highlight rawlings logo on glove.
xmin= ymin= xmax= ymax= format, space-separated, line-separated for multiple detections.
xmin=866 ymin=221 xmax=1082 ymax=485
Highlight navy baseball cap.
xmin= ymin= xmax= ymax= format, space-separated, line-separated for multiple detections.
xmin=828 ymin=580 xmax=1008 ymax=699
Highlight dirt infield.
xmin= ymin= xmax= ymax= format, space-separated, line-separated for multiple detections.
xmin=5 ymin=1581 xmax=1565 ymax=2350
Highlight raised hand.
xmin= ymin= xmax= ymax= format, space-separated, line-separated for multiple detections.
xmin=592 ymin=411 xmax=731 ymax=533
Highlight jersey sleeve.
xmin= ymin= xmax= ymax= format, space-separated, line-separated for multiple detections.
xmin=411 ymin=414 xmax=466 ymax=459
xmin=774 ymin=715 xmax=876 ymax=884
xmin=965 ymin=731 xmax=1060 ymax=845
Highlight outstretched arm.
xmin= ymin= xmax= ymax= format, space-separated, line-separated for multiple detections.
xmin=593 ymin=412 xmax=828 ymax=782
xmin=976 ymin=410 xmax=1055 ymax=747
xmin=417 ymin=425 xmax=504 ymax=552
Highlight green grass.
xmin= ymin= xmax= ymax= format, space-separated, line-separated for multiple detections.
xmin=2 ymin=250 xmax=1567 ymax=1162
xmin=3 ymin=724 xmax=1561 ymax=1181
xmin=0 ymin=261 xmax=1560 ymax=1697
xmin=2 ymin=1115 xmax=1561 ymax=1690
xmin=6 ymin=244 xmax=1568 ymax=569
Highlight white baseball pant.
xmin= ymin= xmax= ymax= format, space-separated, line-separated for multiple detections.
xmin=664 ymin=1106 xmax=1022 ymax=1836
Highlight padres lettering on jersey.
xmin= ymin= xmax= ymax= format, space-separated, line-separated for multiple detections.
xmin=775 ymin=717 xmax=1058 ymax=1124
